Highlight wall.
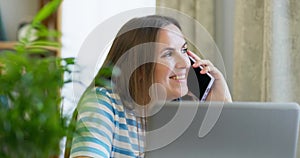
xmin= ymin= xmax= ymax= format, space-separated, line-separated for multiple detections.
xmin=60 ymin=0 xmax=156 ymax=117
xmin=0 ymin=0 xmax=39 ymax=41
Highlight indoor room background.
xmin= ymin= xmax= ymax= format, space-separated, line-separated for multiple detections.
xmin=61 ymin=0 xmax=300 ymax=109
xmin=1 ymin=0 xmax=299 ymax=157
xmin=1 ymin=0 xmax=298 ymax=116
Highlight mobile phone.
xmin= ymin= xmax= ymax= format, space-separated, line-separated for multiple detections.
xmin=187 ymin=56 xmax=215 ymax=101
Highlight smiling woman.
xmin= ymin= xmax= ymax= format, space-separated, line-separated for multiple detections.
xmin=155 ymin=25 xmax=190 ymax=100
xmin=65 ymin=15 xmax=231 ymax=158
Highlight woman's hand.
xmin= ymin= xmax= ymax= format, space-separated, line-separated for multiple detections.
xmin=187 ymin=51 xmax=232 ymax=102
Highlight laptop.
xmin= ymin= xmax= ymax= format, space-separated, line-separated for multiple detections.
xmin=145 ymin=101 xmax=300 ymax=158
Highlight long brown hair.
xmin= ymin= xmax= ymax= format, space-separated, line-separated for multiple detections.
xmin=94 ymin=15 xmax=182 ymax=109
xmin=64 ymin=16 xmax=183 ymax=158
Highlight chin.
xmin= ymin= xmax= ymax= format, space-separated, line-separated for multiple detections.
xmin=169 ymin=87 xmax=189 ymax=100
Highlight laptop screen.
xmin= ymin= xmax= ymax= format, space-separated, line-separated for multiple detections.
xmin=145 ymin=102 xmax=300 ymax=158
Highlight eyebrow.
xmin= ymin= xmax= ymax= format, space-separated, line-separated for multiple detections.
xmin=160 ymin=41 xmax=188 ymax=52
xmin=182 ymin=42 xmax=188 ymax=48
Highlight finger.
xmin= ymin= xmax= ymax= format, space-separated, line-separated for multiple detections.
xmin=187 ymin=50 xmax=201 ymax=61
xmin=200 ymin=65 xmax=212 ymax=74
xmin=200 ymin=65 xmax=223 ymax=80
xmin=187 ymin=50 xmax=215 ymax=69
xmin=193 ymin=60 xmax=214 ymax=70
xmin=198 ymin=60 xmax=214 ymax=67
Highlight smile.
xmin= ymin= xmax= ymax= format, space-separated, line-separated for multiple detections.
xmin=169 ymin=74 xmax=186 ymax=80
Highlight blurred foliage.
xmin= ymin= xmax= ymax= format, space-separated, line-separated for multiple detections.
xmin=94 ymin=65 xmax=115 ymax=88
xmin=0 ymin=0 xmax=75 ymax=157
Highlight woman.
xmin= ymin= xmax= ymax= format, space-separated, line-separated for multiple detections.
xmin=68 ymin=15 xmax=232 ymax=158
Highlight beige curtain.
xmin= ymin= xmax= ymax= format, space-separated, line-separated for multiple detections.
xmin=157 ymin=0 xmax=215 ymax=39
xmin=234 ymin=0 xmax=300 ymax=103
xmin=157 ymin=0 xmax=300 ymax=103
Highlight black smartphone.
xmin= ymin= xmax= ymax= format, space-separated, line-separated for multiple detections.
xmin=187 ymin=56 xmax=215 ymax=101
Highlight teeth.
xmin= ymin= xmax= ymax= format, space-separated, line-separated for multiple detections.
xmin=171 ymin=75 xmax=185 ymax=80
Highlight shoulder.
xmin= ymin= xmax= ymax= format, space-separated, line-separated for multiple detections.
xmin=79 ymin=86 xmax=118 ymax=102
xmin=95 ymin=87 xmax=121 ymax=103
xmin=77 ymin=86 xmax=125 ymax=117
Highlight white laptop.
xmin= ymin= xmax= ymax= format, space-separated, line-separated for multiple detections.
xmin=145 ymin=101 xmax=300 ymax=158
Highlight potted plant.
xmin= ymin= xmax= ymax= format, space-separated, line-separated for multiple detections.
xmin=0 ymin=0 xmax=74 ymax=157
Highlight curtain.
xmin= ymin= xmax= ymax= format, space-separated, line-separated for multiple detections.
xmin=157 ymin=0 xmax=215 ymax=40
xmin=157 ymin=0 xmax=300 ymax=103
xmin=234 ymin=0 xmax=300 ymax=103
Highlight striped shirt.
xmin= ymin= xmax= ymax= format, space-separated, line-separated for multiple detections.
xmin=70 ymin=87 xmax=144 ymax=158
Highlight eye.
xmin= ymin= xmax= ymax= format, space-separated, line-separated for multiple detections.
xmin=181 ymin=42 xmax=188 ymax=54
xmin=162 ymin=51 xmax=173 ymax=57
xmin=181 ymin=48 xmax=188 ymax=54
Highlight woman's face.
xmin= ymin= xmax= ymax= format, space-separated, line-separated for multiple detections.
xmin=154 ymin=24 xmax=190 ymax=100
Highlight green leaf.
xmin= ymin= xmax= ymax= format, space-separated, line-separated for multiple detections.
xmin=37 ymin=29 xmax=61 ymax=38
xmin=63 ymin=57 xmax=75 ymax=65
xmin=29 ymin=40 xmax=61 ymax=47
xmin=0 ymin=0 xmax=80 ymax=157
xmin=25 ymin=48 xmax=52 ymax=55
xmin=32 ymin=0 xmax=62 ymax=25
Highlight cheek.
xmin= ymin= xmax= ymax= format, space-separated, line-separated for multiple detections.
xmin=185 ymin=57 xmax=191 ymax=71
xmin=154 ymin=64 xmax=172 ymax=82
xmin=184 ymin=55 xmax=191 ymax=66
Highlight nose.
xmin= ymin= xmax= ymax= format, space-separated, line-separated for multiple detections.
xmin=175 ymin=53 xmax=189 ymax=69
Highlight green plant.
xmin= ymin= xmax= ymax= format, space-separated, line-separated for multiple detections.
xmin=0 ymin=0 xmax=74 ymax=157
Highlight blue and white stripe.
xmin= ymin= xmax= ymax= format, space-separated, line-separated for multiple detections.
xmin=70 ymin=87 xmax=144 ymax=158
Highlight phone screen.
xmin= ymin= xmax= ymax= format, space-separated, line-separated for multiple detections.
xmin=187 ymin=56 xmax=215 ymax=101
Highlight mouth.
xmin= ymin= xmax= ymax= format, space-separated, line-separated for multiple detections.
xmin=169 ymin=74 xmax=186 ymax=80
